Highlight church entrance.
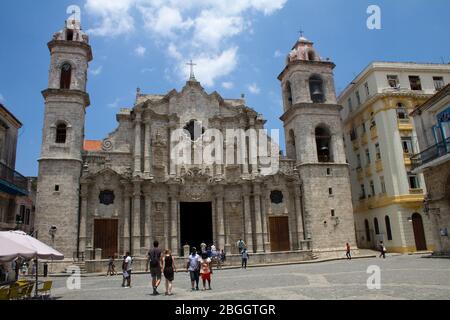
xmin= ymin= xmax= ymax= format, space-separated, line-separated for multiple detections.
xmin=94 ymin=219 xmax=118 ymax=259
xmin=180 ymin=202 xmax=213 ymax=253
xmin=269 ymin=216 xmax=291 ymax=252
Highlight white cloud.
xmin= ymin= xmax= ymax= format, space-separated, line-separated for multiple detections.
xmin=274 ymin=50 xmax=283 ymax=58
xmin=178 ymin=47 xmax=238 ymax=87
xmin=193 ymin=11 xmax=244 ymax=48
xmin=222 ymin=82 xmax=234 ymax=89
xmin=167 ymin=43 xmax=183 ymax=60
xmin=135 ymin=45 xmax=146 ymax=57
xmin=248 ymin=83 xmax=261 ymax=94
xmin=107 ymin=98 xmax=121 ymax=108
xmin=84 ymin=0 xmax=287 ymax=85
xmin=85 ymin=0 xmax=135 ymax=36
xmin=90 ymin=65 xmax=103 ymax=76
xmin=138 ymin=5 xmax=193 ymax=38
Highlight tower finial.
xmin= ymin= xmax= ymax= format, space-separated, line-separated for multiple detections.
xmin=187 ymin=60 xmax=197 ymax=81
xmin=299 ymin=28 xmax=304 ymax=38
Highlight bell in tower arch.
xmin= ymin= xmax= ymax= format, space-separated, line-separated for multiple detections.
xmin=309 ymin=75 xmax=325 ymax=103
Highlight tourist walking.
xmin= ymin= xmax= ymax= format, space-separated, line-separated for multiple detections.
xmin=186 ymin=247 xmax=201 ymax=291
xmin=346 ymin=243 xmax=352 ymax=260
xmin=146 ymin=240 xmax=163 ymax=296
xmin=379 ymin=241 xmax=387 ymax=259
xmin=241 ymin=249 xmax=249 ymax=269
xmin=220 ymin=250 xmax=226 ymax=264
xmin=107 ymin=256 xmax=116 ymax=276
xmin=163 ymin=250 xmax=177 ymax=296
xmin=200 ymin=253 xmax=212 ymax=291
xmin=121 ymin=253 xmax=132 ymax=288
xmin=237 ymin=239 xmax=246 ymax=254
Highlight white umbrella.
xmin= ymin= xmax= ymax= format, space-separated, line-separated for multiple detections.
xmin=0 ymin=230 xmax=64 ymax=298
xmin=0 ymin=231 xmax=64 ymax=261
xmin=0 ymin=235 xmax=36 ymax=262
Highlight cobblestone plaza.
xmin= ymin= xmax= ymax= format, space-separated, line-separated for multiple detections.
xmin=51 ymin=255 xmax=450 ymax=300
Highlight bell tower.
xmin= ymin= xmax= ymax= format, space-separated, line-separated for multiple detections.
xmin=35 ymin=16 xmax=92 ymax=258
xmin=279 ymin=35 xmax=357 ymax=252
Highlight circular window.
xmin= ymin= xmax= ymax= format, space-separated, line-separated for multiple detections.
xmin=270 ymin=190 xmax=284 ymax=204
xmin=99 ymin=190 xmax=115 ymax=206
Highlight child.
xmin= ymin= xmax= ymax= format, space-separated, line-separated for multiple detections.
xmin=200 ymin=253 xmax=212 ymax=291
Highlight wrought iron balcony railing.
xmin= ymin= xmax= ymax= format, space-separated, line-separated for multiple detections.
xmin=411 ymin=137 xmax=450 ymax=170
xmin=0 ymin=162 xmax=28 ymax=193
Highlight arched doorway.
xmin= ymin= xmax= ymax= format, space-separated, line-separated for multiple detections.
xmin=412 ymin=213 xmax=427 ymax=251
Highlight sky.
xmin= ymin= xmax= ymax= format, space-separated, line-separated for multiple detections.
xmin=0 ymin=0 xmax=449 ymax=177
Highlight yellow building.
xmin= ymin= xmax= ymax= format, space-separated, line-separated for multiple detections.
xmin=339 ymin=62 xmax=450 ymax=253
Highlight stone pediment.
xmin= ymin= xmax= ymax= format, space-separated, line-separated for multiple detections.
xmin=81 ymin=167 xmax=128 ymax=183
xmin=134 ymin=80 xmax=248 ymax=120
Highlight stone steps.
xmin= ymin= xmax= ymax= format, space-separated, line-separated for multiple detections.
xmin=67 ymin=262 xmax=87 ymax=274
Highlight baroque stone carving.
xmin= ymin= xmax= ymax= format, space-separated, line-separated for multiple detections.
xmin=102 ymin=139 xmax=113 ymax=151
xmin=185 ymin=184 xmax=209 ymax=201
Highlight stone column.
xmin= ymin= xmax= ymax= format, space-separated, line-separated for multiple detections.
xmin=240 ymin=118 xmax=249 ymax=175
xmin=169 ymin=186 xmax=179 ymax=255
xmin=134 ymin=112 xmax=142 ymax=175
xmin=253 ymin=183 xmax=264 ymax=252
xmin=79 ymin=182 xmax=90 ymax=255
xmin=261 ymin=186 xmax=270 ymax=252
xmin=284 ymin=187 xmax=295 ymax=250
xmin=242 ymin=184 xmax=253 ymax=252
xmin=144 ymin=120 xmax=152 ymax=177
xmin=169 ymin=122 xmax=177 ymax=176
xmin=132 ymin=180 xmax=141 ymax=256
xmin=248 ymin=119 xmax=258 ymax=174
xmin=293 ymin=183 xmax=305 ymax=247
xmin=163 ymin=201 xmax=169 ymax=251
xmin=215 ymin=186 xmax=226 ymax=251
xmin=143 ymin=184 xmax=153 ymax=250
xmin=121 ymin=181 xmax=131 ymax=254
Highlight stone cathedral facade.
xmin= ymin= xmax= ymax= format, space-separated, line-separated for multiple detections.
xmin=35 ymin=18 xmax=357 ymax=263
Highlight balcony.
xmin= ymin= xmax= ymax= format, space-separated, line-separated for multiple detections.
xmin=403 ymin=153 xmax=412 ymax=166
xmin=410 ymin=188 xmax=424 ymax=195
xmin=352 ymin=139 xmax=359 ymax=150
xmin=361 ymin=133 xmax=368 ymax=145
xmin=398 ymin=118 xmax=413 ymax=131
xmin=370 ymin=126 xmax=378 ymax=140
xmin=411 ymin=137 xmax=450 ymax=171
xmin=375 ymin=159 xmax=383 ymax=172
xmin=0 ymin=162 xmax=28 ymax=196
xmin=356 ymin=167 xmax=364 ymax=181
xmin=365 ymin=165 xmax=372 ymax=177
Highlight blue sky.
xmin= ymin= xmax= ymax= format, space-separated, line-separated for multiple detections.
xmin=1 ymin=0 xmax=449 ymax=177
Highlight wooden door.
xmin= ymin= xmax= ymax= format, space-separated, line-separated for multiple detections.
xmin=269 ymin=216 xmax=290 ymax=252
xmin=94 ymin=219 xmax=118 ymax=259
xmin=412 ymin=213 xmax=427 ymax=251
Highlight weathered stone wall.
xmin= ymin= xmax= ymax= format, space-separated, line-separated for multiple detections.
xmin=300 ymin=164 xmax=357 ymax=251
xmin=423 ymin=162 xmax=450 ymax=253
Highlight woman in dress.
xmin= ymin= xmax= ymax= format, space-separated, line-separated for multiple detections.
xmin=162 ymin=249 xmax=177 ymax=296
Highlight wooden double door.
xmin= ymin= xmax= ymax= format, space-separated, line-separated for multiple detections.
xmin=94 ymin=219 xmax=118 ymax=259
xmin=269 ymin=216 xmax=290 ymax=252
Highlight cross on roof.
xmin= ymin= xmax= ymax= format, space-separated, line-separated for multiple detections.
xmin=299 ymin=29 xmax=304 ymax=38
xmin=187 ymin=60 xmax=197 ymax=81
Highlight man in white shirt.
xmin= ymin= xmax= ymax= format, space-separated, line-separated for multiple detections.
xmin=186 ymin=247 xmax=201 ymax=291
xmin=123 ymin=252 xmax=133 ymax=288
